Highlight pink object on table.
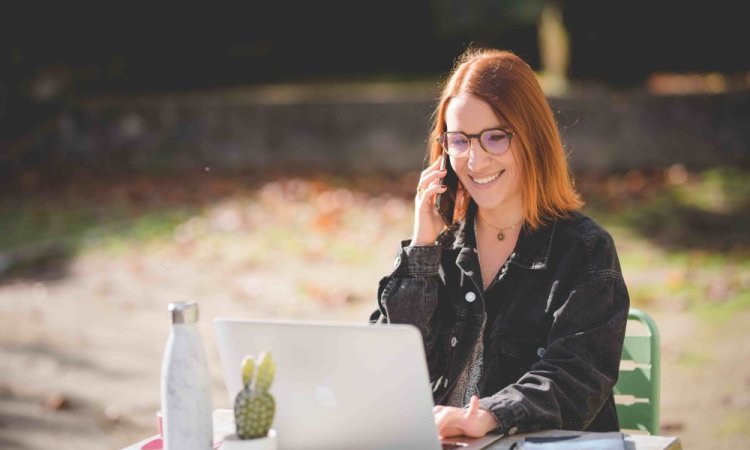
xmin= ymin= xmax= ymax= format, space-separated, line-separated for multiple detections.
xmin=140 ymin=437 xmax=163 ymax=450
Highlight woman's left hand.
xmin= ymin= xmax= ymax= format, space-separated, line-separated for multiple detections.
xmin=433 ymin=395 xmax=499 ymax=439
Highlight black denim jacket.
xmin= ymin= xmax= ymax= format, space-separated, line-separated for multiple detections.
xmin=369 ymin=208 xmax=629 ymax=435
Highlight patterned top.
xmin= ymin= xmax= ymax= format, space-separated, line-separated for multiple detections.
xmin=445 ymin=217 xmax=515 ymax=408
xmin=445 ymin=316 xmax=485 ymax=407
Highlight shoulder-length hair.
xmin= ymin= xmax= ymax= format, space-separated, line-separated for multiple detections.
xmin=428 ymin=47 xmax=583 ymax=230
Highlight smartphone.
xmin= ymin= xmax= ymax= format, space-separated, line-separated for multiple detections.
xmin=435 ymin=154 xmax=458 ymax=226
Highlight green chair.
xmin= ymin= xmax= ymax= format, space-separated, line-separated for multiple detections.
xmin=614 ymin=308 xmax=661 ymax=434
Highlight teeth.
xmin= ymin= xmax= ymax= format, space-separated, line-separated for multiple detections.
xmin=472 ymin=171 xmax=502 ymax=184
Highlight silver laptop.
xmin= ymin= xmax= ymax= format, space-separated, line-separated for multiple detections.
xmin=213 ymin=318 xmax=503 ymax=450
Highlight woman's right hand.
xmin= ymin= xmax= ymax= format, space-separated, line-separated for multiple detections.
xmin=411 ymin=156 xmax=448 ymax=246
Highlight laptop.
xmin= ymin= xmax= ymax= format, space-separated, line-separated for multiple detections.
xmin=213 ymin=318 xmax=504 ymax=450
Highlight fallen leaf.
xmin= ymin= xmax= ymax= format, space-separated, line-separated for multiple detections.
xmin=42 ymin=393 xmax=70 ymax=411
xmin=660 ymin=420 xmax=684 ymax=432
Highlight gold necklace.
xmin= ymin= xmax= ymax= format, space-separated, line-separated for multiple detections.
xmin=478 ymin=214 xmax=523 ymax=241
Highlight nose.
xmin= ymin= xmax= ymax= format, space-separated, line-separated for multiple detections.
xmin=467 ymin=137 xmax=491 ymax=171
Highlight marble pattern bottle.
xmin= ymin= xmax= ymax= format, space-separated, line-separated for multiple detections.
xmin=160 ymin=301 xmax=213 ymax=449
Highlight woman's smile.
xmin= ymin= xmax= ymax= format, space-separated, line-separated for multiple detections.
xmin=469 ymin=169 xmax=505 ymax=187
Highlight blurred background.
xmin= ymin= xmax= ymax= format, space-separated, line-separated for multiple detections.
xmin=1 ymin=1 xmax=749 ymax=448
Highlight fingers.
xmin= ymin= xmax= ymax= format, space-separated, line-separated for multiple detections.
xmin=433 ymin=406 xmax=463 ymax=439
xmin=466 ymin=395 xmax=479 ymax=417
xmin=418 ymin=155 xmax=446 ymax=184
xmin=412 ymin=156 xmax=450 ymax=245
xmin=415 ymin=185 xmax=447 ymax=214
xmin=421 ymin=183 xmax=447 ymax=200
xmin=433 ymin=408 xmax=451 ymax=438
xmin=434 ymin=398 xmax=490 ymax=440
xmin=417 ymin=168 xmax=447 ymax=196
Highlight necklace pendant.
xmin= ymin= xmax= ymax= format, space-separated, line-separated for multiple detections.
xmin=497 ymin=231 xmax=505 ymax=241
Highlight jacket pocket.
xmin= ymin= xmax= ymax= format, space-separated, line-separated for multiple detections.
xmin=488 ymin=324 xmax=549 ymax=387
xmin=495 ymin=324 xmax=549 ymax=359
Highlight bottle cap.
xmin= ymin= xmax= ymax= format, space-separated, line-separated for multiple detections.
xmin=168 ymin=301 xmax=199 ymax=324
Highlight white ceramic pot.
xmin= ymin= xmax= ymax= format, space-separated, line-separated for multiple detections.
xmin=220 ymin=429 xmax=277 ymax=450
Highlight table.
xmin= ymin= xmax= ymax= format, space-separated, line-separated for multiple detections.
xmin=122 ymin=410 xmax=682 ymax=450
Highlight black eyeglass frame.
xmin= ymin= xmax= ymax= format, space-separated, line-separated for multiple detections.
xmin=437 ymin=127 xmax=515 ymax=157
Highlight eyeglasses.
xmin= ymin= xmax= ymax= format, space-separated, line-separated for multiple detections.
xmin=437 ymin=128 xmax=514 ymax=157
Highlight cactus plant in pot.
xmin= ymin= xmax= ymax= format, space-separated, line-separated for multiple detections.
xmin=221 ymin=352 xmax=277 ymax=450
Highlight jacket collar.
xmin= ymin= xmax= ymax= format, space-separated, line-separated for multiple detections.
xmin=512 ymin=219 xmax=556 ymax=270
xmin=447 ymin=203 xmax=557 ymax=271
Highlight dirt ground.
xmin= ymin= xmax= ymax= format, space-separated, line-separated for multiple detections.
xmin=1 ymin=176 xmax=749 ymax=449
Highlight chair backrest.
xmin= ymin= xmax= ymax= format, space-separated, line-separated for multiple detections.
xmin=614 ymin=308 xmax=660 ymax=434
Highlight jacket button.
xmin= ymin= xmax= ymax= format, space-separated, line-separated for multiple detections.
xmin=537 ymin=347 xmax=546 ymax=357
xmin=451 ymin=336 xmax=458 ymax=347
xmin=508 ymin=426 xmax=518 ymax=435
xmin=433 ymin=376 xmax=442 ymax=392
xmin=465 ymin=291 xmax=476 ymax=302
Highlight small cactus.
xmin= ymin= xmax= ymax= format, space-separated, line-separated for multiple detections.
xmin=234 ymin=352 xmax=276 ymax=439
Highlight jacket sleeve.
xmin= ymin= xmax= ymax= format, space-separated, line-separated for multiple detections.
xmin=369 ymin=240 xmax=443 ymax=345
xmin=478 ymin=273 xmax=629 ymax=434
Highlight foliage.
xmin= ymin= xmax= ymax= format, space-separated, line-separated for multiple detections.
xmin=2 ymin=166 xmax=749 ymax=325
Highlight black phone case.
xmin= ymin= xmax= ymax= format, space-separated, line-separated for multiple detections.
xmin=436 ymin=156 xmax=458 ymax=226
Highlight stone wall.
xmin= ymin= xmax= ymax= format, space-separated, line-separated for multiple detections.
xmin=11 ymin=83 xmax=750 ymax=176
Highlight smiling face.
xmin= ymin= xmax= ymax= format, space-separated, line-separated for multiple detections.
xmin=445 ymin=93 xmax=524 ymax=223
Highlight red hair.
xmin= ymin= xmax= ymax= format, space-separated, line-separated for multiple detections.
xmin=428 ymin=47 xmax=583 ymax=230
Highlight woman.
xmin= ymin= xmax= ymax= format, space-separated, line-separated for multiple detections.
xmin=370 ymin=48 xmax=629 ymax=439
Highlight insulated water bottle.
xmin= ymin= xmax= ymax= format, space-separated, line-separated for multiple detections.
xmin=160 ymin=301 xmax=213 ymax=450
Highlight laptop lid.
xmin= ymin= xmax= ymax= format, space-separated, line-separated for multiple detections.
xmin=213 ymin=319 xmax=443 ymax=450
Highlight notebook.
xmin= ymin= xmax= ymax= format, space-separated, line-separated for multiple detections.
xmin=213 ymin=318 xmax=504 ymax=450
xmin=517 ymin=432 xmax=626 ymax=450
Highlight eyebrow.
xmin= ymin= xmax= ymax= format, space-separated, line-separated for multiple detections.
xmin=445 ymin=126 xmax=512 ymax=134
